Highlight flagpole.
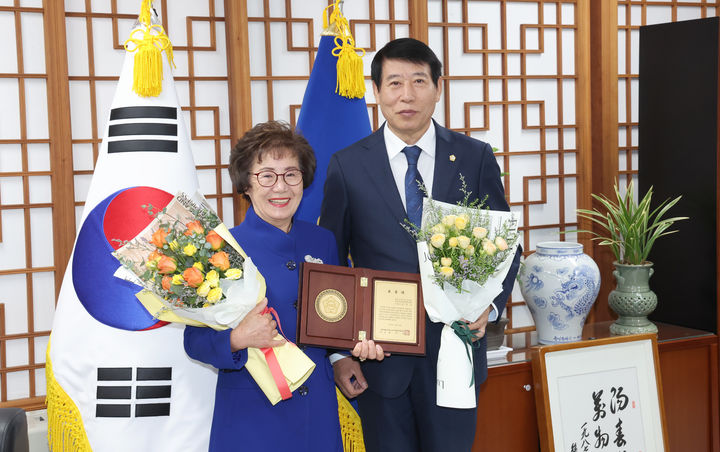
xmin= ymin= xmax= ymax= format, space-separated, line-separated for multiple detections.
xmin=224 ymin=0 xmax=253 ymax=224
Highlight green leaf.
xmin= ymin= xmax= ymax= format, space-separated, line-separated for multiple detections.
xmin=576 ymin=180 xmax=687 ymax=264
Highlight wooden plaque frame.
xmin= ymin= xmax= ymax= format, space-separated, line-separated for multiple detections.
xmin=297 ymin=262 xmax=426 ymax=355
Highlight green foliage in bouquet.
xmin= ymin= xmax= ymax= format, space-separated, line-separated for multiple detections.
xmin=407 ymin=176 xmax=520 ymax=292
xmin=575 ymin=180 xmax=688 ymax=265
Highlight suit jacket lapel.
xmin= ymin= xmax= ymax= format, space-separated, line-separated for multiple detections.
xmin=431 ymin=121 xmax=461 ymax=201
xmin=359 ymin=126 xmax=409 ymax=226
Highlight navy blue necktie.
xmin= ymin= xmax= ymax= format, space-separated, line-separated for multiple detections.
xmin=403 ymin=145 xmax=424 ymax=228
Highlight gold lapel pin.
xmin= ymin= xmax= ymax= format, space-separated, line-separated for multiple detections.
xmin=449 ymin=154 xmax=456 ymax=162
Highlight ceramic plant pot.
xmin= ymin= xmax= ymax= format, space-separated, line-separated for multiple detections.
xmin=485 ymin=317 xmax=509 ymax=351
xmin=608 ymin=262 xmax=658 ymax=335
xmin=519 ymin=242 xmax=601 ymax=344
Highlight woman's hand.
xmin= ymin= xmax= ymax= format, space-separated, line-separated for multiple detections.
xmin=230 ymin=298 xmax=286 ymax=351
xmin=351 ymin=339 xmax=388 ymax=362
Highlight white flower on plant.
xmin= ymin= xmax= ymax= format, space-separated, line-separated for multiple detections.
xmin=441 ymin=215 xmax=457 ymax=227
xmin=454 ymin=214 xmax=469 ymax=230
xmin=457 ymin=235 xmax=471 ymax=249
xmin=464 ymin=245 xmax=475 ymax=256
xmin=431 ymin=223 xmax=445 ymax=234
xmin=495 ymin=236 xmax=508 ymax=251
xmin=439 ymin=266 xmax=454 ymax=278
xmin=440 ymin=257 xmax=453 ymax=267
xmin=430 ymin=233 xmax=446 ymax=248
xmin=482 ymin=239 xmax=497 ymax=256
xmin=448 ymin=237 xmax=459 ymax=248
xmin=473 ymin=227 xmax=488 ymax=239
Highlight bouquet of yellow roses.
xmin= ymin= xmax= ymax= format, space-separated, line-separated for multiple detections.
xmin=408 ymin=178 xmax=520 ymax=409
xmin=112 ymin=191 xmax=315 ymax=405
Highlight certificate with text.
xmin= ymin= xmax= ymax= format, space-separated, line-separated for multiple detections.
xmin=297 ymin=263 xmax=425 ymax=355
xmin=372 ymin=280 xmax=418 ymax=344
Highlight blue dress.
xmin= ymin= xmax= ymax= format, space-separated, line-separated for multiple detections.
xmin=184 ymin=206 xmax=343 ymax=452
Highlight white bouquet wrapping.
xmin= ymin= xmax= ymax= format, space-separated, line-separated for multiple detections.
xmin=412 ymin=194 xmax=520 ymax=408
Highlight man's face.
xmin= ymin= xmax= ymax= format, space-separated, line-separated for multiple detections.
xmin=373 ymin=58 xmax=442 ymax=144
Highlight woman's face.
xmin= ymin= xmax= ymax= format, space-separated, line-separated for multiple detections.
xmin=244 ymin=150 xmax=303 ymax=232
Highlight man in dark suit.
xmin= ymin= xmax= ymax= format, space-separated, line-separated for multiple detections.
xmin=319 ymin=38 xmax=521 ymax=452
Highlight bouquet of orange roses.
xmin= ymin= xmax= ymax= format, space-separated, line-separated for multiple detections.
xmin=112 ymin=192 xmax=315 ymax=405
xmin=112 ymin=192 xmax=263 ymax=329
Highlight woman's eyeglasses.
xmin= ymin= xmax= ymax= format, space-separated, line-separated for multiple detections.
xmin=250 ymin=169 xmax=304 ymax=187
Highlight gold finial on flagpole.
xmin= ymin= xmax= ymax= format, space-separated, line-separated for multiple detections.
xmin=321 ymin=0 xmax=366 ymax=99
xmin=321 ymin=0 xmax=343 ymax=36
xmin=139 ymin=0 xmax=152 ymax=26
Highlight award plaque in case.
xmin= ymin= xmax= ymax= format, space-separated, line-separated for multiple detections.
xmin=297 ymin=263 xmax=425 ymax=355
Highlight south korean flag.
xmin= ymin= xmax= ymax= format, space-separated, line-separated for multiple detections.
xmin=47 ymin=8 xmax=217 ymax=452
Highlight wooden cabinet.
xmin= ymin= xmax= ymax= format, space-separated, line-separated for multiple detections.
xmin=657 ymin=335 xmax=719 ymax=451
xmin=474 ymin=362 xmax=538 ymax=452
xmin=472 ymin=322 xmax=719 ymax=452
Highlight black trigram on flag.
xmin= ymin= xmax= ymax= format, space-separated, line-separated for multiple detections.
xmin=96 ymin=367 xmax=172 ymax=418
xmin=107 ymin=106 xmax=178 ymax=153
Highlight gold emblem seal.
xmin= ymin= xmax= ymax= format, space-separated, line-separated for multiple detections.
xmin=315 ymin=289 xmax=347 ymax=323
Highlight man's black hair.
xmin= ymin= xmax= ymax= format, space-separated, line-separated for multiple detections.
xmin=370 ymin=38 xmax=442 ymax=89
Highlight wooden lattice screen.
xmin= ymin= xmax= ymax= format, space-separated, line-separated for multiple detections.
xmin=1 ymin=0 xmax=719 ymax=409
xmin=426 ymin=0 xmax=592 ymax=335
xmin=1 ymin=0 xmax=58 ymax=410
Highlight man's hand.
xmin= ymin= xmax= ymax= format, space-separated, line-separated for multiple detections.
xmin=464 ymin=305 xmax=492 ymax=342
xmin=333 ymin=356 xmax=368 ymax=398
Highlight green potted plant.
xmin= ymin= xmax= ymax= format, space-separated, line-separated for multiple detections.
xmin=576 ymin=180 xmax=688 ymax=335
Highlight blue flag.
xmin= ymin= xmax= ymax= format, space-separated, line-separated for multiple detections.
xmin=295 ymin=34 xmax=372 ymax=223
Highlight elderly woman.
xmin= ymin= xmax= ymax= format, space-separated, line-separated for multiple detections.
xmin=184 ymin=121 xmax=381 ymax=452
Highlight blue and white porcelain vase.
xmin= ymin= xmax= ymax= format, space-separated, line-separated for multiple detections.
xmin=518 ymin=242 xmax=601 ymax=344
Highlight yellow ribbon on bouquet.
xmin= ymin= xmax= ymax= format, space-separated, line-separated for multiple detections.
xmin=136 ymin=223 xmax=315 ymax=405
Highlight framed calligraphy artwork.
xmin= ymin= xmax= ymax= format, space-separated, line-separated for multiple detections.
xmin=531 ymin=334 xmax=668 ymax=452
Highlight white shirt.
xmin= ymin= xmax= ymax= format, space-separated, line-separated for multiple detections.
xmin=384 ymin=122 xmax=436 ymax=209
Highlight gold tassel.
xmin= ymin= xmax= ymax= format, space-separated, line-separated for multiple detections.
xmin=124 ymin=1 xmax=175 ymax=98
xmin=45 ymin=338 xmax=93 ymax=452
xmin=323 ymin=0 xmax=366 ymax=99
xmin=132 ymin=30 xmax=163 ymax=97
xmin=336 ymin=387 xmax=366 ymax=452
